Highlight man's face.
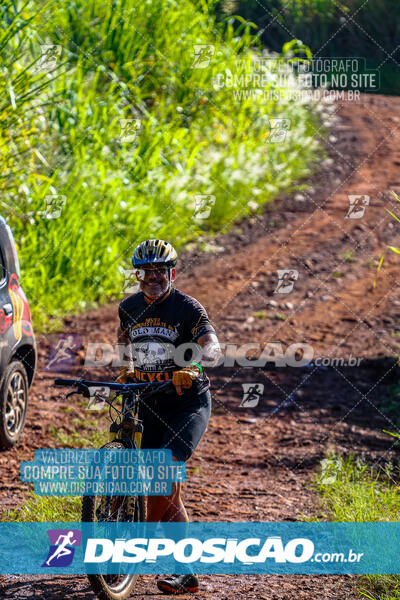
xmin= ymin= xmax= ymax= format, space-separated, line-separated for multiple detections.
xmin=136 ymin=264 xmax=176 ymax=299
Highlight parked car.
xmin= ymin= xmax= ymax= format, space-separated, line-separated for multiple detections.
xmin=0 ymin=216 xmax=36 ymax=448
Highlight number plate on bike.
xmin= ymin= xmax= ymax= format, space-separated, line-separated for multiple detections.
xmin=87 ymin=386 xmax=111 ymax=410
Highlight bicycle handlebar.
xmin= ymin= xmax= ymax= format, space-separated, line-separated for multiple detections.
xmin=54 ymin=378 xmax=173 ymax=392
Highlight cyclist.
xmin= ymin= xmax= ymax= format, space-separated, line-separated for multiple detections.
xmin=117 ymin=239 xmax=221 ymax=595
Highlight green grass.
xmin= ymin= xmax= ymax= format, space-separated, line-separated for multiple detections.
xmin=2 ymin=0 xmax=324 ymax=331
xmin=1 ymin=407 xmax=109 ymax=522
xmin=0 ymin=493 xmax=81 ymax=522
xmin=47 ymin=423 xmax=108 ymax=449
xmin=314 ymin=454 xmax=400 ymax=599
xmin=187 ymin=466 xmax=201 ymax=475
xmin=375 ymin=193 xmax=400 ymax=291
xmin=342 ymin=250 xmax=356 ymax=263
xmin=253 ymin=310 xmax=269 ymax=319
xmin=314 ymin=454 xmax=400 ymax=522
xmin=47 ymin=406 xmax=109 ymax=448
xmin=275 ymin=313 xmax=287 ymax=321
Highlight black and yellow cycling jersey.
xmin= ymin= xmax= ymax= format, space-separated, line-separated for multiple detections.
xmin=118 ymin=287 xmax=215 ymax=396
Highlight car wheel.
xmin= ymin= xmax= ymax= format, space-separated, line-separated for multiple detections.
xmin=0 ymin=361 xmax=29 ymax=450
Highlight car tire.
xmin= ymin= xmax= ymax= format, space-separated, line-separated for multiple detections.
xmin=0 ymin=361 xmax=29 ymax=450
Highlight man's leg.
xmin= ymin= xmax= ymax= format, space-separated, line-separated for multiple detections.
xmin=155 ymin=483 xmax=198 ymax=595
xmin=146 ymin=392 xmax=211 ymax=593
xmin=163 ymin=481 xmax=188 ymax=522
xmin=146 ymin=457 xmax=187 ymax=523
xmin=146 ymin=458 xmax=198 ymax=594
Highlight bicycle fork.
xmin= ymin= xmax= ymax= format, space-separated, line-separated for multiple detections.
xmin=95 ymin=414 xmax=144 ymax=521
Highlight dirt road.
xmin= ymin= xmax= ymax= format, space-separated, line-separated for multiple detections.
xmin=1 ymin=94 xmax=400 ymax=598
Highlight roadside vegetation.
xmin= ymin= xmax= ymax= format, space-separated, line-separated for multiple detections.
xmin=3 ymin=0 xmax=324 ymax=331
xmin=0 ymin=402 xmax=108 ymax=522
xmin=0 ymin=493 xmax=81 ymax=522
xmin=314 ymin=451 xmax=400 ymax=599
xmin=219 ymin=0 xmax=400 ymax=95
xmin=312 ymin=350 xmax=400 ymax=600
xmin=375 ymin=193 xmax=400 ymax=288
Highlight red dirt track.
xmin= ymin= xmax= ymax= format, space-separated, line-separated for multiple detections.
xmin=1 ymin=94 xmax=400 ymax=598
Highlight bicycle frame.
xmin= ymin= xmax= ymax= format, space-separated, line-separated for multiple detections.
xmin=111 ymin=389 xmax=143 ymax=450
xmin=54 ymin=377 xmax=172 ymax=449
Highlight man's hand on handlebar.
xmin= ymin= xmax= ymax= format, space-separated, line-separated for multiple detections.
xmin=116 ymin=366 xmax=136 ymax=383
xmin=172 ymin=365 xmax=201 ymax=396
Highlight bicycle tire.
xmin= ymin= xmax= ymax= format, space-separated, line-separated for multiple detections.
xmin=82 ymin=440 xmax=146 ymax=600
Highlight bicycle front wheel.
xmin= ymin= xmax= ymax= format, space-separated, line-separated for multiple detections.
xmin=81 ymin=440 xmax=146 ymax=600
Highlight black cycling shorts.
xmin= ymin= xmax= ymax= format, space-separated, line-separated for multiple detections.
xmin=138 ymin=389 xmax=212 ymax=462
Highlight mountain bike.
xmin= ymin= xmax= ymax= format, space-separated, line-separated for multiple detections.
xmin=54 ymin=377 xmax=172 ymax=600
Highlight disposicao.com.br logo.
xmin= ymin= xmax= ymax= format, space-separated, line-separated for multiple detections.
xmin=84 ymin=535 xmax=313 ymax=565
xmin=83 ymin=535 xmax=363 ymax=566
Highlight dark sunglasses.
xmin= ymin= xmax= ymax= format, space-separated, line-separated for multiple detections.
xmin=136 ymin=267 xmax=169 ymax=279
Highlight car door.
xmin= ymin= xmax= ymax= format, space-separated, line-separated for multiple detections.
xmin=0 ymin=217 xmax=34 ymax=367
xmin=0 ymin=240 xmax=13 ymax=371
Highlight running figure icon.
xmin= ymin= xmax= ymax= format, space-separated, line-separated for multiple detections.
xmin=240 ymin=383 xmax=264 ymax=408
xmin=44 ymin=334 xmax=82 ymax=372
xmin=45 ymin=531 xmax=77 ymax=566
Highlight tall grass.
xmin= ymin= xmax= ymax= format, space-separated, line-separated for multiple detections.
xmin=375 ymin=193 xmax=400 ymax=289
xmin=314 ymin=455 xmax=400 ymax=600
xmin=221 ymin=0 xmax=400 ymax=94
xmin=4 ymin=0 xmax=323 ymax=330
xmin=314 ymin=454 xmax=400 ymax=522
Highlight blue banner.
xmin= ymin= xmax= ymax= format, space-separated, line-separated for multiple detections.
xmin=20 ymin=449 xmax=186 ymax=495
xmin=0 ymin=522 xmax=399 ymax=574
